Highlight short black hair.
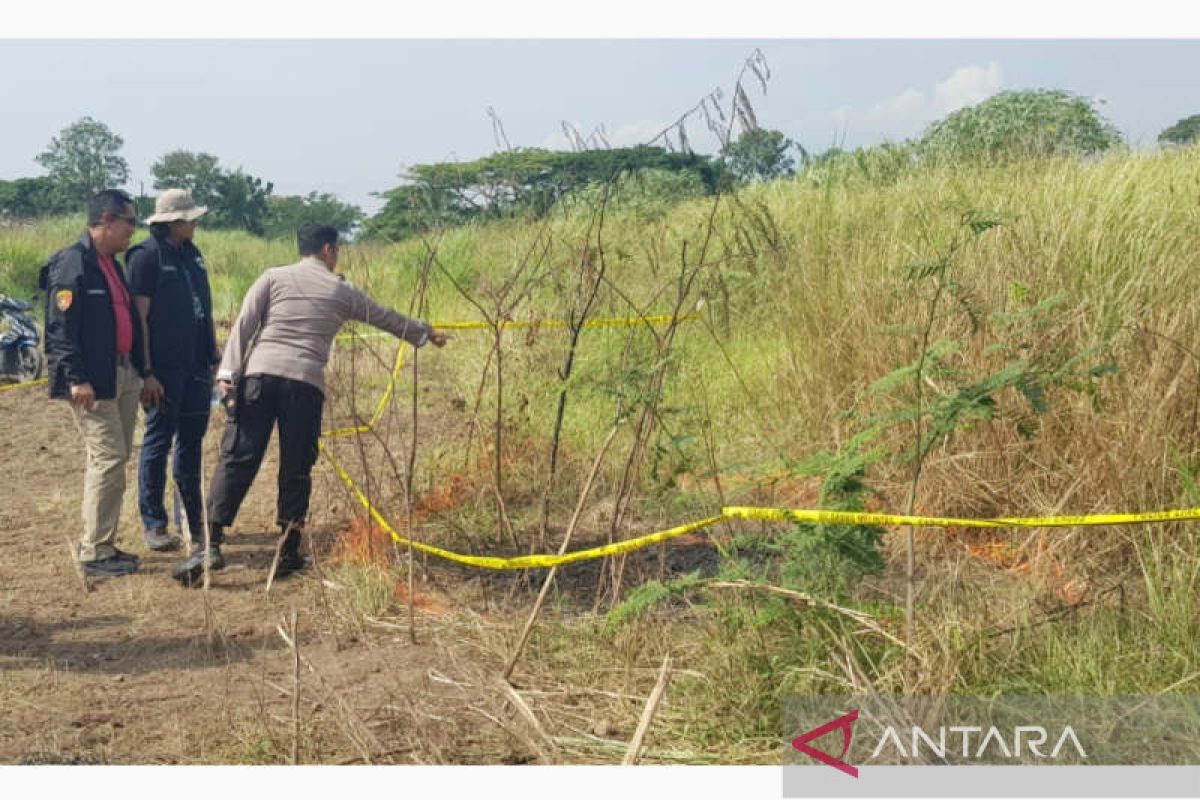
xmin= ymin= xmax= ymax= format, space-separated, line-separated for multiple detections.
xmin=87 ymin=189 xmax=134 ymax=226
xmin=297 ymin=223 xmax=339 ymax=256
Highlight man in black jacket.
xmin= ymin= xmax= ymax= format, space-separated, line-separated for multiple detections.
xmin=127 ymin=189 xmax=219 ymax=553
xmin=41 ymin=189 xmax=149 ymax=578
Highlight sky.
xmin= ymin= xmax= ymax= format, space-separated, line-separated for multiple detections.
xmin=3 ymin=7 xmax=1200 ymax=216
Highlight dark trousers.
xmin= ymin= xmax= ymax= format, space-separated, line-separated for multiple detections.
xmin=138 ymin=365 xmax=213 ymax=537
xmin=206 ymin=374 xmax=323 ymax=540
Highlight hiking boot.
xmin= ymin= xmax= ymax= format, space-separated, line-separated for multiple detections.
xmin=144 ymin=527 xmax=182 ymax=552
xmin=271 ymin=551 xmax=312 ymax=581
xmin=82 ymin=555 xmax=138 ymax=578
xmin=111 ymin=548 xmax=141 ymax=564
xmin=171 ymin=545 xmax=226 ymax=587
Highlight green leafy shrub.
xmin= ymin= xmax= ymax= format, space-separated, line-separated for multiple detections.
xmin=919 ymin=89 xmax=1122 ymax=162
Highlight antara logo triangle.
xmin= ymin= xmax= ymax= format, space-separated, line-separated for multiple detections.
xmin=791 ymin=708 xmax=859 ymax=778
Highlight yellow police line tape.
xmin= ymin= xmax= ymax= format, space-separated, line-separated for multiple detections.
xmin=721 ymin=505 xmax=1200 ymax=528
xmin=316 ymin=442 xmax=1200 ymax=571
xmin=0 ymin=377 xmax=48 ymax=394
xmin=323 ymin=310 xmax=699 ymax=437
xmin=322 ymin=347 xmax=407 ymax=438
xmin=334 ymin=311 xmax=702 ymax=341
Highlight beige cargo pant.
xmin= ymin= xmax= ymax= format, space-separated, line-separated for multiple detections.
xmin=70 ymin=361 xmax=142 ymax=562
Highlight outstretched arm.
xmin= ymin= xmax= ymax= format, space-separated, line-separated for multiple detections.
xmin=346 ymin=284 xmax=448 ymax=348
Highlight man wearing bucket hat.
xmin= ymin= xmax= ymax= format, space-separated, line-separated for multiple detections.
xmin=126 ymin=188 xmax=220 ymax=554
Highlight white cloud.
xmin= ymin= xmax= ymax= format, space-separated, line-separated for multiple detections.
xmin=933 ymin=62 xmax=1004 ymax=115
xmin=815 ymin=61 xmax=1005 ymax=143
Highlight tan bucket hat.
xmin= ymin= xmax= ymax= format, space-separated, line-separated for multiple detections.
xmin=145 ymin=188 xmax=208 ymax=224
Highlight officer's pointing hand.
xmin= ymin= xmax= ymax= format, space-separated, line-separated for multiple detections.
xmin=429 ymin=329 xmax=450 ymax=348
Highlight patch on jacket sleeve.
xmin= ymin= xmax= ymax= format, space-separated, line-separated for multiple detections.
xmin=55 ymin=288 xmax=74 ymax=312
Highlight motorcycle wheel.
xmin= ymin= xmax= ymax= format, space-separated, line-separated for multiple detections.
xmin=17 ymin=344 xmax=42 ymax=382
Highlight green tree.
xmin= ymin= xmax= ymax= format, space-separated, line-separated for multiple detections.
xmin=919 ymin=89 xmax=1122 ymax=162
xmin=0 ymin=176 xmax=74 ymax=218
xmin=263 ymin=192 xmax=364 ymax=239
xmin=35 ymin=117 xmax=130 ymax=202
xmin=720 ymin=128 xmax=798 ymax=183
xmin=207 ymin=169 xmax=273 ymax=235
xmin=366 ymin=146 xmax=719 ymax=241
xmin=151 ymin=150 xmax=223 ymax=206
xmin=1158 ymin=114 xmax=1200 ymax=146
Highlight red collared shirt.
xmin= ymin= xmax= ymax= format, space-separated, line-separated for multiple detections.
xmin=96 ymin=253 xmax=133 ymax=355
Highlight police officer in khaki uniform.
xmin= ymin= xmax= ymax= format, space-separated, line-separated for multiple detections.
xmin=41 ymin=189 xmax=150 ymax=578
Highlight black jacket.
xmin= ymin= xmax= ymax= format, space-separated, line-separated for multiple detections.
xmin=126 ymin=233 xmax=218 ymax=371
xmin=40 ymin=231 xmax=145 ymax=400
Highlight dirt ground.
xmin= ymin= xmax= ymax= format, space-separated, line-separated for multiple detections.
xmin=0 ymin=375 xmax=725 ymax=766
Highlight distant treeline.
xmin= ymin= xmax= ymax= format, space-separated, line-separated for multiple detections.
xmin=3 ymin=93 xmax=1197 ymax=240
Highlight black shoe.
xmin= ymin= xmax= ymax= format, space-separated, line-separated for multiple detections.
xmin=111 ymin=548 xmax=141 ymax=563
xmin=171 ymin=545 xmax=226 ymax=586
xmin=272 ymin=552 xmax=312 ymax=581
xmin=144 ymin=527 xmax=182 ymax=552
xmin=82 ymin=555 xmax=138 ymax=578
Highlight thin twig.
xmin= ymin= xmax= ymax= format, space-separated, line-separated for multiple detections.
xmin=276 ymin=611 xmax=301 ymax=765
xmin=498 ymin=678 xmax=560 ymax=758
xmin=622 ymin=652 xmax=673 ymax=765
xmin=63 ymin=535 xmax=91 ymax=595
xmin=504 ymin=422 xmax=621 ymax=680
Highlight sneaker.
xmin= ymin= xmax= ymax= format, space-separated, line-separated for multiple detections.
xmin=144 ymin=527 xmax=182 ymax=552
xmin=171 ymin=545 xmax=226 ymax=587
xmin=82 ymin=555 xmax=138 ymax=578
xmin=271 ymin=551 xmax=312 ymax=581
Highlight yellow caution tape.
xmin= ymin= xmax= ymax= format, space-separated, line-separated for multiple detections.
xmin=0 ymin=377 xmax=47 ymax=394
xmin=318 ymin=437 xmax=724 ymax=569
xmin=321 ymin=347 xmax=407 ymax=438
xmin=325 ymin=310 xmax=697 ymax=434
xmin=722 ymin=505 xmax=1200 ymax=528
xmin=314 ymin=455 xmax=1200 ymax=570
xmin=316 ymin=308 xmax=1200 ymax=571
xmin=335 ymin=311 xmax=700 ymax=341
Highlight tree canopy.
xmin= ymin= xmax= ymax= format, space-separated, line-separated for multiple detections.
xmin=263 ymin=192 xmax=364 ymax=239
xmin=0 ymin=177 xmax=75 ymax=219
xmin=366 ymin=146 xmax=720 ymax=241
xmin=151 ymin=150 xmax=224 ymax=207
xmin=148 ymin=151 xmax=274 ymax=234
xmin=919 ymin=90 xmax=1123 ymax=161
xmin=1158 ymin=114 xmax=1200 ymax=146
xmin=35 ymin=117 xmax=130 ymax=203
xmin=720 ymin=128 xmax=798 ymax=183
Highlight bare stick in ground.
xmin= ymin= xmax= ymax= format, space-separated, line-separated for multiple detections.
xmin=63 ymin=536 xmax=91 ymax=595
xmin=497 ymin=677 xmax=559 ymax=759
xmin=265 ymin=521 xmax=293 ymax=596
xmin=403 ymin=255 xmax=434 ymax=645
xmin=276 ymin=611 xmax=302 ymax=764
xmin=623 ymin=652 xmax=673 ymax=765
xmin=197 ymin=450 xmax=219 ymax=653
xmin=503 ymin=422 xmax=621 ymax=681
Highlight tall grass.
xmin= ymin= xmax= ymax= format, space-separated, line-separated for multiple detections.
xmin=6 ymin=148 xmax=1198 ymax=760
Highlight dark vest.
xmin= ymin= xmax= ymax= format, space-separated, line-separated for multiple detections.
xmin=126 ymin=233 xmax=216 ymax=371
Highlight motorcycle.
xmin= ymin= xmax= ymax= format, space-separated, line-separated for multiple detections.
xmin=0 ymin=293 xmax=43 ymax=384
